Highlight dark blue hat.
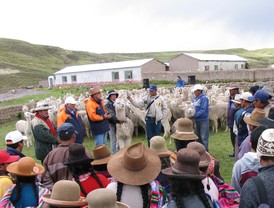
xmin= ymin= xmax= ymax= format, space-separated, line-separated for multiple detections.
xmin=248 ymin=90 xmax=269 ymax=103
xmin=57 ymin=123 xmax=77 ymax=141
xmin=149 ymin=84 xmax=157 ymax=91
xmin=107 ymin=90 xmax=119 ymax=99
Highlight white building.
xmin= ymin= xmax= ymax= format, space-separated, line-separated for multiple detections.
xmin=169 ymin=53 xmax=247 ymax=72
xmin=53 ymin=58 xmax=166 ymax=86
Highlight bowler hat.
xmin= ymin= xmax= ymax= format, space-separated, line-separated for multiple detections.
xmin=171 ymin=118 xmax=198 ymax=141
xmin=187 ymin=142 xmax=211 ymax=168
xmin=90 ymin=87 xmax=102 ymax=96
xmin=63 ymin=143 xmax=93 ymax=166
xmin=150 ymin=136 xmax=173 ymax=157
xmin=91 ymin=145 xmax=112 ymax=165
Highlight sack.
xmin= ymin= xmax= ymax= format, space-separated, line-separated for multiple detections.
xmin=209 ymin=174 xmax=240 ymax=208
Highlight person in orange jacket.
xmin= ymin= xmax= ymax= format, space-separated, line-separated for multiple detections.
xmin=57 ymin=96 xmax=84 ymax=144
xmin=85 ymin=87 xmax=111 ymax=146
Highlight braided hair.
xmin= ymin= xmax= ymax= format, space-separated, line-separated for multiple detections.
xmin=160 ymin=156 xmax=171 ymax=170
xmin=116 ymin=181 xmax=150 ymax=208
xmin=11 ymin=176 xmax=38 ymax=206
xmin=169 ymin=178 xmax=211 ymax=208
xmin=68 ymin=164 xmax=104 ymax=197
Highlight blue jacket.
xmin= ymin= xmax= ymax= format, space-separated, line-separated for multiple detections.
xmin=236 ymin=107 xmax=253 ymax=146
xmin=175 ymin=80 xmax=185 ymax=87
xmin=6 ymin=147 xmax=25 ymax=158
xmin=193 ymin=93 xmax=209 ymax=123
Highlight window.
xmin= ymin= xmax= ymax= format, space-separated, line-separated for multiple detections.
xmin=112 ymin=72 xmax=119 ymax=81
xmin=234 ymin=64 xmax=238 ymax=69
xmin=62 ymin=76 xmax=67 ymax=84
xmin=204 ymin=66 xmax=209 ymax=71
xmin=214 ymin=65 xmax=218 ymax=70
xmin=241 ymin=64 xmax=244 ymax=69
xmin=124 ymin=70 xmax=133 ymax=80
xmin=71 ymin=75 xmax=77 ymax=83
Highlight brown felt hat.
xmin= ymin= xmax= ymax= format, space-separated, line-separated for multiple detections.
xmin=43 ymin=180 xmax=87 ymax=207
xmin=91 ymin=145 xmax=112 ymax=165
xmin=243 ymin=108 xmax=265 ymax=127
xmin=7 ymin=157 xmax=44 ymax=176
xmin=187 ymin=142 xmax=211 ymax=168
xmin=162 ymin=148 xmax=205 ymax=180
xmin=107 ymin=142 xmax=161 ymax=185
xmin=90 ymin=87 xmax=103 ymax=96
xmin=171 ymin=118 xmax=198 ymax=141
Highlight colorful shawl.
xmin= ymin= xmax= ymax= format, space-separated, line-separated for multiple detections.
xmin=0 ymin=183 xmax=50 ymax=208
xmin=149 ymin=180 xmax=168 ymax=208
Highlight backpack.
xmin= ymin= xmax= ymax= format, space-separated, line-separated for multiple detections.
xmin=252 ymin=176 xmax=270 ymax=208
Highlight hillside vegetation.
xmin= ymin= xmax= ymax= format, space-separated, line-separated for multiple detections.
xmin=0 ymin=38 xmax=274 ymax=91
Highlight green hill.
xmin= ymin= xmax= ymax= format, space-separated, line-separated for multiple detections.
xmin=0 ymin=38 xmax=274 ymax=91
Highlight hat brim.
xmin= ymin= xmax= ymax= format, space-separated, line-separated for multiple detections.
xmin=117 ymin=202 xmax=130 ymax=208
xmin=107 ymin=92 xmax=119 ymax=99
xmin=91 ymin=155 xmax=112 ymax=165
xmin=31 ymin=107 xmax=52 ymax=113
xmin=107 ymin=147 xmax=161 ymax=186
xmin=2 ymin=155 xmax=19 ymax=164
xmin=231 ymin=100 xmax=241 ymax=104
xmin=226 ymin=87 xmax=239 ymax=90
xmin=7 ymin=161 xmax=44 ymax=176
xmin=171 ymin=132 xmax=198 ymax=141
xmin=257 ymin=117 xmax=274 ymax=128
xmin=157 ymin=151 xmax=173 ymax=158
xmin=63 ymin=158 xmax=93 ymax=166
xmin=162 ymin=167 xmax=206 ymax=180
xmin=43 ymin=195 xmax=87 ymax=207
xmin=90 ymin=89 xmax=103 ymax=96
xmin=199 ymin=153 xmax=211 ymax=168
xmin=243 ymin=116 xmax=262 ymax=127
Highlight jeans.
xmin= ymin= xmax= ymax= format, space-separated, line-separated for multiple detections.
xmin=146 ymin=117 xmax=162 ymax=147
xmin=94 ymin=132 xmax=107 ymax=147
xmin=109 ymin=124 xmax=118 ymax=154
xmin=195 ymin=120 xmax=209 ymax=151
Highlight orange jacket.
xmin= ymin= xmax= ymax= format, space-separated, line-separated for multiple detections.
xmin=84 ymin=97 xmax=108 ymax=121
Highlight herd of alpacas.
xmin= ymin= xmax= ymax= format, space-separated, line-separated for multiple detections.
xmin=15 ymin=84 xmax=238 ymax=148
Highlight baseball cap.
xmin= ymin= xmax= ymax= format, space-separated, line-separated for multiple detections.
xmin=248 ymin=90 xmax=269 ymax=103
xmin=5 ymin=130 xmax=28 ymax=145
xmin=149 ymin=84 xmax=157 ymax=91
xmin=239 ymin=92 xmax=253 ymax=101
xmin=57 ymin=123 xmax=77 ymax=141
xmin=191 ymin=84 xmax=203 ymax=92
xmin=65 ymin=96 xmax=77 ymax=105
xmin=0 ymin=150 xmax=19 ymax=164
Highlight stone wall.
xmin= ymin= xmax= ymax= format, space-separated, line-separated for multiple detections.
xmin=0 ymin=105 xmax=22 ymax=123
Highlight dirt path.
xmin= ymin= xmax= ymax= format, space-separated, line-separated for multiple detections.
xmin=0 ymin=88 xmax=47 ymax=102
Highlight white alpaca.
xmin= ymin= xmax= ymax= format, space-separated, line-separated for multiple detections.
xmin=114 ymin=99 xmax=134 ymax=149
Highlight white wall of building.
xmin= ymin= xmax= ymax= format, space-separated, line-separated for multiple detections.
xmin=198 ymin=61 xmax=246 ymax=72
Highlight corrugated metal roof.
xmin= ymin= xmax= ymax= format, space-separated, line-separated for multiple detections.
xmin=55 ymin=58 xmax=154 ymax=74
xmin=184 ymin=53 xmax=247 ymax=61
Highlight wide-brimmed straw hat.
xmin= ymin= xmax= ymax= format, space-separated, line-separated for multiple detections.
xmin=150 ymin=136 xmax=173 ymax=157
xmin=243 ymin=108 xmax=265 ymax=127
xmin=171 ymin=118 xmax=198 ymax=141
xmin=107 ymin=142 xmax=161 ymax=186
xmin=7 ymin=157 xmax=44 ymax=176
xmin=31 ymin=102 xmax=52 ymax=112
xmin=162 ymin=148 xmax=205 ymax=180
xmin=43 ymin=180 xmax=87 ymax=207
xmin=257 ymin=107 xmax=274 ymax=128
xmin=91 ymin=145 xmax=112 ymax=165
xmin=187 ymin=142 xmax=211 ymax=168
xmin=63 ymin=143 xmax=93 ymax=166
xmin=90 ymin=87 xmax=103 ymax=96
xmin=85 ymin=188 xmax=130 ymax=208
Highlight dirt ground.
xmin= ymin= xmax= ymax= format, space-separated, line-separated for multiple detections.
xmin=0 ymin=88 xmax=46 ymax=102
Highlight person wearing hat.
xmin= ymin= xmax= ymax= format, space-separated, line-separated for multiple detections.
xmin=249 ymin=85 xmax=260 ymax=96
xmin=162 ymin=148 xmax=213 ymax=208
xmin=107 ymin=142 xmax=168 ymax=208
xmin=105 ymin=90 xmax=120 ymax=153
xmin=257 ymin=107 xmax=274 ymax=128
xmin=150 ymin=136 xmax=173 ymax=197
xmin=0 ymin=150 xmax=19 ymax=200
xmin=226 ymin=84 xmax=240 ymax=157
xmin=31 ymin=101 xmax=59 ymax=163
xmin=127 ymin=84 xmax=168 ymax=147
xmin=191 ymin=84 xmax=210 ymax=151
xmin=64 ymin=143 xmax=109 ymax=197
xmin=85 ymin=188 xmax=130 ymax=208
xmin=41 ymin=123 xmax=79 ymax=191
xmin=249 ymin=89 xmax=273 ymax=116
xmin=231 ymin=125 xmax=267 ymax=193
xmin=175 ymin=76 xmax=185 ymax=88
xmin=240 ymin=128 xmax=274 ymax=207
xmin=85 ymin=86 xmax=111 ymax=146
xmin=236 ymin=92 xmax=254 ymax=148
xmin=237 ymin=108 xmax=265 ymax=160
xmin=0 ymin=157 xmax=50 ymax=207
xmin=91 ymin=145 xmax=113 ymax=180
xmin=43 ymin=180 xmax=87 ymax=208
xmin=5 ymin=130 xmax=28 ymax=158
xmin=57 ymin=96 xmax=85 ymax=144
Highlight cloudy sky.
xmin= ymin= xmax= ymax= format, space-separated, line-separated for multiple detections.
xmin=1 ymin=0 xmax=274 ymax=53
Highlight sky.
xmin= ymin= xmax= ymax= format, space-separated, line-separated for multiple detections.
xmin=1 ymin=0 xmax=274 ymax=53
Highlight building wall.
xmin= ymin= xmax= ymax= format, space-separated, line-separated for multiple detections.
xmin=198 ymin=61 xmax=246 ymax=72
xmin=141 ymin=59 xmax=167 ymax=73
xmin=169 ymin=54 xmax=199 ymax=72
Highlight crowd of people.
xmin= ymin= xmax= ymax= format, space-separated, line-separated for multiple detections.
xmin=0 ymin=82 xmax=274 ymax=207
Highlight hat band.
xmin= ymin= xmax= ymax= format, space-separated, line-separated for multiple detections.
xmin=94 ymin=153 xmax=111 ymax=160
xmin=175 ymin=131 xmax=194 ymax=135
xmin=267 ymin=117 xmax=274 ymax=122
